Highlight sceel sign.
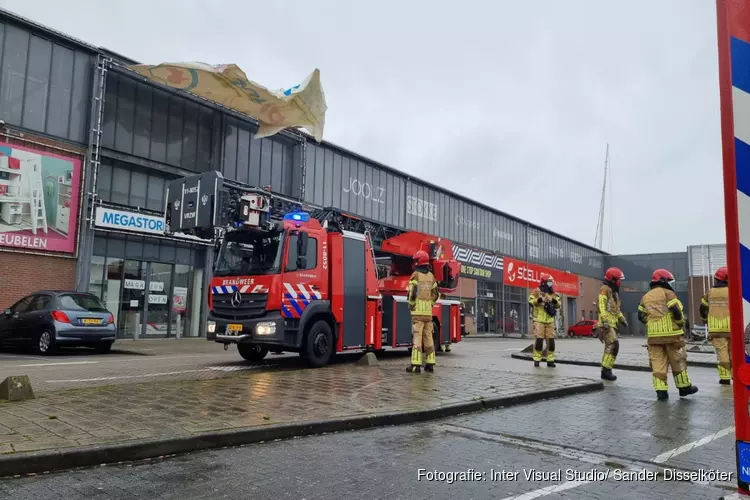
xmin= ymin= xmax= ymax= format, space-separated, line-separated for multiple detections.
xmin=503 ymin=257 xmax=579 ymax=296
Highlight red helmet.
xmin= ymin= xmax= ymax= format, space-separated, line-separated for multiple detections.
xmin=539 ymin=272 xmax=554 ymax=287
xmin=651 ymin=269 xmax=675 ymax=286
xmin=715 ymin=266 xmax=729 ymax=282
xmin=604 ymin=267 xmax=624 ymax=285
xmin=413 ymin=250 xmax=430 ymax=266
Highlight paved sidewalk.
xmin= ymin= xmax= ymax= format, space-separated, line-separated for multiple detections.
xmin=111 ymin=337 xmax=221 ymax=355
xmin=0 ymin=361 xmax=601 ymax=476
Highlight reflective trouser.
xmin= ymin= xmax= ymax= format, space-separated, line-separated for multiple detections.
xmin=709 ymin=335 xmax=732 ymax=381
xmin=411 ymin=316 xmax=435 ymax=366
xmin=647 ymin=336 xmax=692 ymax=390
xmin=600 ymin=325 xmax=619 ymax=369
xmin=532 ymin=321 xmax=556 ymax=362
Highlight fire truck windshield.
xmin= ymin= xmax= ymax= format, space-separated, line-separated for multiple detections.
xmin=214 ymin=231 xmax=284 ymax=276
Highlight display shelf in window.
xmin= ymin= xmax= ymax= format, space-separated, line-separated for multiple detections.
xmin=55 ymin=174 xmax=72 ymax=234
xmin=0 ymin=155 xmax=26 ymax=225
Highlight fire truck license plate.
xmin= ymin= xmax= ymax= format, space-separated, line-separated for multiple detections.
xmin=226 ymin=324 xmax=243 ymax=332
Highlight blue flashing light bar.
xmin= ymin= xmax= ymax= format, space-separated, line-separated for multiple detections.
xmin=283 ymin=211 xmax=310 ymax=222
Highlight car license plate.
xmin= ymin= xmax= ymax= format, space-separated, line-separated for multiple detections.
xmin=226 ymin=324 xmax=243 ymax=332
xmin=81 ymin=318 xmax=100 ymax=325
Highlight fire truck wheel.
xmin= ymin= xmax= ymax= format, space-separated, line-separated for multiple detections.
xmin=237 ymin=343 xmax=269 ymax=362
xmin=302 ymin=320 xmax=334 ymax=368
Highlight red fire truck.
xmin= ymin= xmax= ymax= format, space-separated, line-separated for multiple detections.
xmin=164 ymin=171 xmax=463 ymax=368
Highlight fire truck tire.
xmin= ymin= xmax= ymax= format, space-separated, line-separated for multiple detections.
xmin=237 ymin=343 xmax=269 ymax=362
xmin=301 ymin=320 xmax=334 ymax=368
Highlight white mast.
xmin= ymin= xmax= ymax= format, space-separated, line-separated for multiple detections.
xmin=594 ymin=143 xmax=609 ymax=250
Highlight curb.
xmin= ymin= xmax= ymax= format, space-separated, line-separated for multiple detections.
xmin=110 ymin=349 xmax=150 ymax=356
xmin=510 ymin=353 xmax=716 ymax=371
xmin=0 ymin=381 xmax=603 ymax=477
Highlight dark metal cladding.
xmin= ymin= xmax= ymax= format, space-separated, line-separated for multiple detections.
xmin=165 ymin=171 xmax=223 ymax=236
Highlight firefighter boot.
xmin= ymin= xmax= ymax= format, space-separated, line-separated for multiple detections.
xmin=407 ymin=348 xmax=422 ymax=373
xmin=678 ymin=385 xmax=699 ymax=397
xmin=718 ymin=365 xmax=732 ymax=385
xmin=424 ymin=351 xmax=436 ymax=372
xmin=601 ymin=341 xmax=618 ymax=381
xmin=532 ymin=338 xmax=543 ymax=367
xmin=546 ymin=339 xmax=556 ymax=367
xmin=675 ymin=371 xmax=698 ymax=397
xmin=653 ymin=376 xmax=669 ymax=400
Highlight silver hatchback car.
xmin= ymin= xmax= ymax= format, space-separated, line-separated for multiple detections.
xmin=0 ymin=291 xmax=117 ymax=355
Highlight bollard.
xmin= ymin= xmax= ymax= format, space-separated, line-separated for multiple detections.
xmin=0 ymin=375 xmax=35 ymax=401
xmin=356 ymin=352 xmax=379 ymax=366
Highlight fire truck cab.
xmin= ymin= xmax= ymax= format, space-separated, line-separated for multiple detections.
xmin=164 ymin=171 xmax=462 ymax=367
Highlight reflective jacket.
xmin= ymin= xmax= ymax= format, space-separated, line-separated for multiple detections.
xmin=529 ymin=288 xmax=561 ymax=324
xmin=638 ymin=287 xmax=684 ymax=338
xmin=408 ymin=270 xmax=438 ymax=318
xmin=700 ymin=286 xmax=730 ymax=336
xmin=597 ymin=284 xmax=625 ymax=327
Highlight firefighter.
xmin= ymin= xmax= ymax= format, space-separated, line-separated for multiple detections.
xmin=598 ymin=267 xmax=628 ymax=381
xmin=407 ymin=250 xmax=439 ymax=373
xmin=529 ymin=273 xmax=561 ymax=367
xmin=700 ymin=266 xmax=731 ymax=384
xmin=638 ymin=269 xmax=699 ymax=400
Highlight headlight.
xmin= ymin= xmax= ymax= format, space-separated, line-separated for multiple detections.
xmin=256 ymin=322 xmax=276 ymax=336
xmin=207 ymin=321 xmax=216 ymax=333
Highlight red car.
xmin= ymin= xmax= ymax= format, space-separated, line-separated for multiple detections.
xmin=567 ymin=320 xmax=599 ymax=338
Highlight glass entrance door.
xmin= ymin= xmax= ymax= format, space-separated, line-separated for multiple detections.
xmin=145 ymin=262 xmax=173 ymax=337
xmin=119 ymin=260 xmax=147 ymax=338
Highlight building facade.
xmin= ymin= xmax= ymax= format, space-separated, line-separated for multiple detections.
xmin=0 ymin=8 xmax=700 ymax=341
xmin=606 ymin=252 xmax=690 ymax=334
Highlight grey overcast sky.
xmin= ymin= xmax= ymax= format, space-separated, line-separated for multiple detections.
xmin=0 ymin=0 xmax=724 ymax=254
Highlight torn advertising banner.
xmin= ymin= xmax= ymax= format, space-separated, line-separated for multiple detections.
xmin=127 ymin=62 xmax=327 ymax=142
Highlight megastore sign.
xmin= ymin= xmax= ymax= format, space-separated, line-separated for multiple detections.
xmin=95 ymin=207 xmax=165 ymax=235
xmin=94 ymin=206 xmax=210 ymax=243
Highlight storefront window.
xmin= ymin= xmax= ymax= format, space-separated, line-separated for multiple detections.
xmin=172 ymin=264 xmax=198 ymax=338
xmin=501 ymin=284 xmax=529 ymax=335
xmin=103 ymin=258 xmax=124 ymax=327
xmin=477 ymin=281 xmax=500 ymax=333
xmin=90 ymin=252 xmax=203 ymax=339
xmin=504 ymin=302 xmax=524 ymax=334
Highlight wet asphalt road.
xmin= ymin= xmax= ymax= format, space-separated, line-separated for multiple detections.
xmin=0 ymin=347 xmax=738 ymax=500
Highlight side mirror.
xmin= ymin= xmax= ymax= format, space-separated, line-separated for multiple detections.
xmin=3 ymin=309 xmax=11 ymax=316
xmin=297 ymin=231 xmax=308 ymax=256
